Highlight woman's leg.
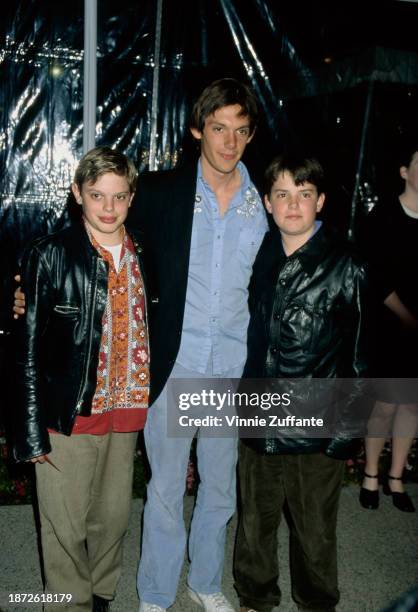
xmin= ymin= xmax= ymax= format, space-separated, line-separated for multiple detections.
xmin=363 ymin=401 xmax=396 ymax=490
xmin=389 ymin=404 xmax=418 ymax=492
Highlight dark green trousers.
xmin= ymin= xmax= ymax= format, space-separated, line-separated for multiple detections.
xmin=234 ymin=442 xmax=345 ymax=612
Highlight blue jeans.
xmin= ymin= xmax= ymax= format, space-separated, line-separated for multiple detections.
xmin=137 ymin=361 xmax=242 ymax=608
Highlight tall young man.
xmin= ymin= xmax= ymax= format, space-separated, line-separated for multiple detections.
xmin=234 ymin=155 xmax=368 ymax=612
xmin=129 ymin=79 xmax=268 ymax=612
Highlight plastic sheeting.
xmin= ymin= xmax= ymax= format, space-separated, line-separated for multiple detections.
xmin=0 ymin=0 xmax=334 ymax=264
xmin=1 ymin=0 xmax=418 ymax=335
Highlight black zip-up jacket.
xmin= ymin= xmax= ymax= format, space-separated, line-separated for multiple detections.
xmin=13 ymin=222 xmax=147 ymax=462
xmin=127 ymin=164 xmax=198 ymax=405
xmin=242 ymin=225 xmax=370 ymax=458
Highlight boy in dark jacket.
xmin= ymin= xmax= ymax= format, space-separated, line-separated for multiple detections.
xmin=14 ymin=147 xmax=149 ymax=612
xmin=234 ymin=155 xmax=368 ymax=612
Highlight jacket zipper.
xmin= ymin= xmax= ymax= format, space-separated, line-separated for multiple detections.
xmin=75 ymin=256 xmax=100 ymax=411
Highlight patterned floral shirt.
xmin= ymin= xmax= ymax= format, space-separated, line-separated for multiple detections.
xmin=71 ymin=228 xmax=149 ymax=434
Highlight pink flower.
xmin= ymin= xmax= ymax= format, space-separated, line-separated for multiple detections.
xmin=133 ymin=348 xmax=148 ymax=363
xmin=134 ymin=306 xmax=143 ymax=319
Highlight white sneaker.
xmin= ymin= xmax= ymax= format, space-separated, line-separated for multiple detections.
xmin=187 ymin=587 xmax=236 ymax=611
xmin=138 ymin=602 xmax=166 ymax=612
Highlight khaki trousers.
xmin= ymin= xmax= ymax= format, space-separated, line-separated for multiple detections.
xmin=234 ymin=443 xmax=344 ymax=612
xmin=35 ymin=431 xmax=137 ymax=611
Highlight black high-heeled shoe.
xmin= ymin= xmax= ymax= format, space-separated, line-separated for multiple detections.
xmin=383 ymin=474 xmax=416 ymax=513
xmin=359 ymin=472 xmax=379 ymax=510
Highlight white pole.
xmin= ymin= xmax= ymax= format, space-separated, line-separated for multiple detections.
xmin=149 ymin=0 xmax=163 ymax=171
xmin=83 ymin=0 xmax=97 ymax=153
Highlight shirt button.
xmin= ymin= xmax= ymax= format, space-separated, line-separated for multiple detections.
xmin=217 ymin=235 xmax=221 ymax=239
xmin=215 ymin=263 xmax=219 ymax=268
xmin=273 ymin=313 xmax=280 ymax=320
xmin=270 ymin=346 xmax=278 ymax=354
xmin=280 ymin=279 xmax=286 ymax=286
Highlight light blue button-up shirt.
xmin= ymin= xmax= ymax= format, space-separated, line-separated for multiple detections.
xmin=176 ymin=160 xmax=268 ymax=375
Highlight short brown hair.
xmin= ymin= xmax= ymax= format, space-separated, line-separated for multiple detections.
xmin=190 ymin=78 xmax=258 ymax=135
xmin=264 ymin=154 xmax=325 ymax=197
xmin=74 ymin=146 xmax=137 ymax=192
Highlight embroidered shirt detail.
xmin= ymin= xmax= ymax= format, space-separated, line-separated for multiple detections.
xmin=90 ymin=231 xmax=150 ymax=415
xmin=236 ymin=185 xmax=262 ymax=217
xmin=194 ymin=194 xmax=203 ymax=214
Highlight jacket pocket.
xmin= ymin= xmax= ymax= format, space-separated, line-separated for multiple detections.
xmin=53 ymin=304 xmax=80 ymax=316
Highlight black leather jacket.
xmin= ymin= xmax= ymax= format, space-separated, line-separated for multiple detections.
xmin=13 ymin=222 xmax=147 ymax=462
xmin=242 ymin=225 xmax=369 ymax=458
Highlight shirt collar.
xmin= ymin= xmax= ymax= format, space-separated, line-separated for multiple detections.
xmin=83 ymin=220 xmax=133 ymax=268
xmin=276 ymin=222 xmax=333 ymax=276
